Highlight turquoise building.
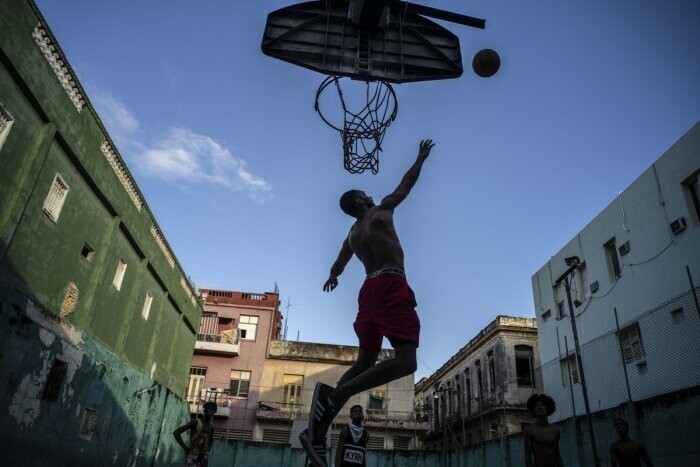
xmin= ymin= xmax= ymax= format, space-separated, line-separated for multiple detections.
xmin=0 ymin=1 xmax=202 ymax=464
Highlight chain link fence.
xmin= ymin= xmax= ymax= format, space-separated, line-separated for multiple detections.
xmin=540 ymin=285 xmax=700 ymax=422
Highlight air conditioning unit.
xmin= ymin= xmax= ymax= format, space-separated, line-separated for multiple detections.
xmin=670 ymin=217 xmax=687 ymax=235
xmin=590 ymin=281 xmax=599 ymax=293
xmin=618 ymin=241 xmax=630 ymax=256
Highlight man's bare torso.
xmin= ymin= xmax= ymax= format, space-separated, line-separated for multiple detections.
xmin=348 ymin=207 xmax=405 ymax=275
xmin=526 ymin=424 xmax=561 ymax=467
xmin=611 ymin=440 xmax=646 ymax=467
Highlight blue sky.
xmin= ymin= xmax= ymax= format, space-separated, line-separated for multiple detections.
xmin=35 ymin=0 xmax=699 ymax=379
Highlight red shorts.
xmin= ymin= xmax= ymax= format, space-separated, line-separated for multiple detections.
xmin=354 ymin=271 xmax=420 ymax=352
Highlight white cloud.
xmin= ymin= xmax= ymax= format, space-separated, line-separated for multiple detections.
xmin=89 ymin=89 xmax=271 ymax=200
xmin=136 ymin=128 xmax=272 ymax=199
xmin=89 ymin=89 xmax=139 ymax=139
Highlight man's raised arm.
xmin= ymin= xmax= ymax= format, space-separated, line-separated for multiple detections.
xmin=379 ymin=139 xmax=434 ymax=210
xmin=323 ymin=237 xmax=354 ymax=292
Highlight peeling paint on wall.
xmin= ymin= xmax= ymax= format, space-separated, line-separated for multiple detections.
xmin=8 ymin=350 xmax=51 ymax=427
xmin=26 ymin=299 xmax=83 ymax=347
xmin=39 ymin=328 xmax=55 ymax=347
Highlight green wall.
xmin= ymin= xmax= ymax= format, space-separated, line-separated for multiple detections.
xmin=0 ymin=0 xmax=201 ymax=395
xmin=0 ymin=1 xmax=205 ymax=464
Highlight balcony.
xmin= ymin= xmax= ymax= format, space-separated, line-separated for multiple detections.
xmin=256 ymin=401 xmax=430 ymax=431
xmin=256 ymin=401 xmax=306 ymax=421
xmin=188 ymin=391 xmax=232 ymax=418
xmin=195 ymin=330 xmax=240 ymax=356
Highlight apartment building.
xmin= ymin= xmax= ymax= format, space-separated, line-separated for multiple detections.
xmin=415 ymin=316 xmax=541 ymax=450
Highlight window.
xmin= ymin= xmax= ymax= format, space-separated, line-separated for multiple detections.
xmin=282 ymin=374 xmax=303 ymax=404
xmin=515 ymin=345 xmax=535 ymax=387
xmin=686 ymin=173 xmax=700 ymax=222
xmin=367 ymin=384 xmax=388 ymax=415
xmin=561 ymin=355 xmax=579 ymax=386
xmin=112 ymin=258 xmax=127 ymax=290
xmin=230 ymin=370 xmax=251 ymax=398
xmin=141 ymin=292 xmax=153 ymax=320
xmin=541 ymin=309 xmax=551 ymax=322
xmin=185 ymin=367 xmax=207 ymax=403
xmin=0 ymin=103 xmax=14 ymax=151
xmin=80 ymin=243 xmax=94 ymax=261
xmin=604 ymin=237 xmax=622 ymax=280
xmin=454 ymin=375 xmax=461 ymax=417
xmin=394 ymin=436 xmax=411 ymax=450
xmin=238 ymin=315 xmax=259 ymax=340
xmin=464 ymin=369 xmax=472 ymax=416
xmin=619 ymin=323 xmax=646 ymax=364
xmin=42 ymin=174 xmax=69 ymax=222
xmin=556 ymin=301 xmax=566 ymax=319
xmin=79 ymin=408 xmax=97 ymax=439
xmin=487 ymin=350 xmax=496 ymax=393
xmin=475 ymin=360 xmax=483 ymax=396
xmin=42 ymin=358 xmax=67 ymax=402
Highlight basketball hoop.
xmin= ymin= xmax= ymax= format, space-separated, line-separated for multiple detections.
xmin=315 ymin=76 xmax=398 ymax=174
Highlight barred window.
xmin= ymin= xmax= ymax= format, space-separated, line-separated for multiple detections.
xmin=0 ymin=103 xmax=13 ymax=151
xmin=141 ymin=291 xmax=153 ymax=320
xmin=43 ymin=174 xmax=69 ymax=222
xmin=619 ymin=323 xmax=646 ymax=364
xmin=561 ymin=354 xmax=579 ymax=385
xmin=112 ymin=258 xmax=127 ymax=290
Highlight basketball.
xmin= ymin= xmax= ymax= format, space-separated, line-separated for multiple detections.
xmin=472 ymin=49 xmax=500 ymax=78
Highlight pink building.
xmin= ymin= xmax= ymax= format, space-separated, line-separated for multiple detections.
xmin=185 ymin=289 xmax=281 ymax=440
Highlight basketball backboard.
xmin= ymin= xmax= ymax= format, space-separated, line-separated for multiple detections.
xmin=261 ymin=0 xmax=486 ymax=83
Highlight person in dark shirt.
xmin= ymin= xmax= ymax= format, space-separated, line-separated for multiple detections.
xmin=334 ymin=405 xmax=369 ymax=467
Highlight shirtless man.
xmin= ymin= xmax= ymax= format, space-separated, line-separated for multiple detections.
xmin=609 ymin=417 xmax=653 ymax=467
xmin=300 ymin=140 xmax=435 ymax=466
xmin=524 ymin=394 xmax=564 ymax=467
xmin=173 ymin=401 xmax=216 ymax=467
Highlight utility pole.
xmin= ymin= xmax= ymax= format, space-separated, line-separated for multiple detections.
xmin=555 ymin=256 xmax=600 ymax=467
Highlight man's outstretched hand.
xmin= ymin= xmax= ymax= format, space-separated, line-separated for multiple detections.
xmin=323 ymin=276 xmax=338 ymax=292
xmin=418 ymin=139 xmax=435 ymax=160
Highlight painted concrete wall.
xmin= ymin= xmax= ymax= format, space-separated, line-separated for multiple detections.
xmin=1 ymin=1 xmax=204 ymax=464
xmin=0 ymin=0 xmax=202 ymax=397
xmin=531 ymin=123 xmax=700 ymax=420
xmin=0 ymin=279 xmax=190 ymax=466
xmin=205 ymin=387 xmax=700 ymax=467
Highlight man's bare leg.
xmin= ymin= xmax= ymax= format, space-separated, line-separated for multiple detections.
xmin=314 ymin=342 xmax=417 ymax=438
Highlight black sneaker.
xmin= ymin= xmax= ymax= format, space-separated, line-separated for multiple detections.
xmin=299 ymin=428 xmax=327 ymax=467
xmin=308 ymin=382 xmax=336 ymax=441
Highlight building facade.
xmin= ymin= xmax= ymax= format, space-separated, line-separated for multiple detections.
xmin=0 ymin=1 xmax=202 ymax=465
xmin=531 ymin=123 xmax=700 ymax=421
xmin=256 ymin=340 xmax=428 ymax=450
xmin=186 ymin=288 xmax=428 ymax=449
xmin=186 ymin=289 xmax=282 ymax=440
xmin=415 ymin=316 xmax=541 ymax=450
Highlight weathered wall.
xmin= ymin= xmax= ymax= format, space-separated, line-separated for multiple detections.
xmin=0 ymin=0 xmax=201 ymax=397
xmin=204 ymin=387 xmax=700 ymax=466
xmin=0 ymin=279 xmax=190 ymax=466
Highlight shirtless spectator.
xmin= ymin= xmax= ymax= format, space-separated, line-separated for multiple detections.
xmin=524 ymin=393 xmax=564 ymax=467
xmin=610 ymin=417 xmax=653 ymax=467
